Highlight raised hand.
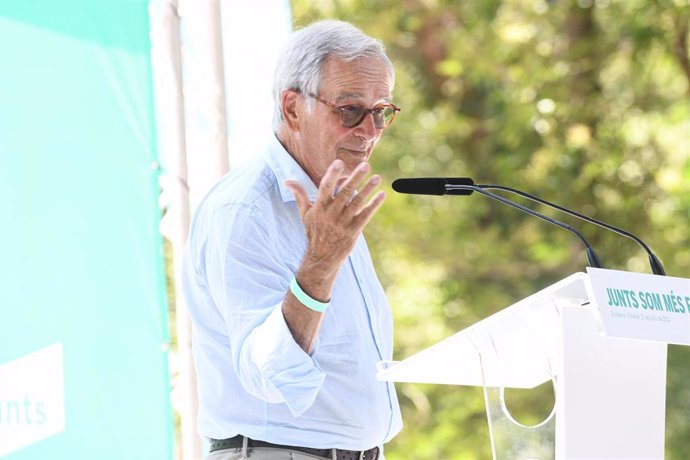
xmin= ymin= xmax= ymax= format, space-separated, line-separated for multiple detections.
xmin=282 ymin=159 xmax=386 ymax=352
xmin=285 ymin=159 xmax=386 ymax=293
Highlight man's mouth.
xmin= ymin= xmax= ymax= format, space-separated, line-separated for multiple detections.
xmin=341 ymin=147 xmax=368 ymax=155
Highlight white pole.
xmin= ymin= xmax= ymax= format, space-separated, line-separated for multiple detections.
xmin=174 ymin=3 xmax=231 ymax=456
xmin=178 ymin=0 xmax=230 ymax=210
xmin=150 ymin=1 xmax=290 ymax=458
xmin=149 ymin=0 xmax=203 ymax=458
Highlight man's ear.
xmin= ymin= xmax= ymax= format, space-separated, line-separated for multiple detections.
xmin=281 ymin=89 xmax=301 ymax=131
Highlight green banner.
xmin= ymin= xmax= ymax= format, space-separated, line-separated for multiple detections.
xmin=0 ymin=1 xmax=172 ymax=458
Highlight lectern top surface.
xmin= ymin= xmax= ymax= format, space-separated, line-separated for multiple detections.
xmin=377 ymin=273 xmax=589 ymax=388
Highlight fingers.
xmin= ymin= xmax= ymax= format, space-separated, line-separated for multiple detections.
xmin=320 ymin=160 xmax=385 ymax=224
xmin=331 ymin=162 xmax=371 ymax=207
xmin=289 ymin=158 xmax=385 ymax=233
xmin=284 ymin=180 xmax=312 ymax=219
xmin=346 ymin=174 xmax=381 ymax=210
xmin=316 ymin=160 xmax=344 ymax=203
xmin=338 ymin=171 xmax=386 ymax=230
xmin=352 ymin=190 xmax=386 ymax=229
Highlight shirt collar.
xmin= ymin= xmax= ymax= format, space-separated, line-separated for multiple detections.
xmin=265 ymin=134 xmax=319 ymax=203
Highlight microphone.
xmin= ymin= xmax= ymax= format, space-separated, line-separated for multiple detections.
xmin=478 ymin=183 xmax=666 ymax=276
xmin=392 ymin=177 xmax=603 ymax=269
xmin=391 ymin=177 xmax=475 ymax=196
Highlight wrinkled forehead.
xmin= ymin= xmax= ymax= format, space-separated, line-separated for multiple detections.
xmin=318 ymin=56 xmax=394 ymax=101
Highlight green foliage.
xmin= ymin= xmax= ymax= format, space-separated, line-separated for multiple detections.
xmin=291 ymin=1 xmax=690 ymax=458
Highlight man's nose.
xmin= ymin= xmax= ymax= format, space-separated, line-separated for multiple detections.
xmin=354 ymin=112 xmax=380 ymax=141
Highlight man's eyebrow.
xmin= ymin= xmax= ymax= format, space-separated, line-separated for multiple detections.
xmin=335 ymin=92 xmax=363 ymax=103
xmin=335 ymin=92 xmax=392 ymax=103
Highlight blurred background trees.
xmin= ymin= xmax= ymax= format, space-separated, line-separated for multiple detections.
xmin=290 ymin=0 xmax=690 ymax=458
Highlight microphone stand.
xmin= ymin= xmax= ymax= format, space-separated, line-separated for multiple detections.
xmin=445 ymin=184 xmax=603 ymax=269
xmin=479 ymin=184 xmax=665 ymax=276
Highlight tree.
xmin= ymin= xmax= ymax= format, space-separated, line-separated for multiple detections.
xmin=291 ymin=1 xmax=690 ymax=458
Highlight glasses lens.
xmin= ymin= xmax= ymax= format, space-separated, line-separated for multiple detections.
xmin=384 ymin=106 xmax=397 ymax=125
xmin=364 ymin=106 xmax=396 ymax=129
xmin=371 ymin=107 xmax=386 ymax=128
xmin=338 ymin=104 xmax=398 ymax=128
xmin=340 ymin=106 xmax=366 ymax=128
xmin=371 ymin=106 xmax=397 ymax=128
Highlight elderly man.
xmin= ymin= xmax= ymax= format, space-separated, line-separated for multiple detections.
xmin=182 ymin=20 xmax=402 ymax=460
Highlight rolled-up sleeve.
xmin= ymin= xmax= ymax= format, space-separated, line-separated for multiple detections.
xmin=204 ymin=201 xmax=325 ymax=417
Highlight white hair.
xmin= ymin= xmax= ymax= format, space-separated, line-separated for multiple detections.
xmin=272 ymin=20 xmax=395 ymax=132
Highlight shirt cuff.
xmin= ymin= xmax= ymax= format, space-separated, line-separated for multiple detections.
xmin=247 ymin=304 xmax=326 ymax=417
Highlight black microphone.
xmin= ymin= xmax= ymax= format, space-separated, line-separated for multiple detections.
xmin=477 ymin=183 xmax=666 ymax=276
xmin=392 ymin=177 xmax=475 ymax=196
xmin=392 ymin=177 xmax=603 ymax=269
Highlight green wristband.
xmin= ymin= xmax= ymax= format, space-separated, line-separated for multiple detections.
xmin=290 ymin=277 xmax=330 ymax=313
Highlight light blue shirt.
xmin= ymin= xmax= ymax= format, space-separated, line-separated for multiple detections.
xmin=182 ymin=135 xmax=402 ymax=451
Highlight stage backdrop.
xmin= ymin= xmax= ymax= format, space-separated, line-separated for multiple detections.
xmin=0 ymin=1 xmax=172 ymax=458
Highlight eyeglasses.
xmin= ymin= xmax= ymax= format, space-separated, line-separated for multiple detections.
xmin=308 ymin=93 xmax=400 ymax=129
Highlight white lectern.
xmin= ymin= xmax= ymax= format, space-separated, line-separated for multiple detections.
xmin=378 ymin=268 xmax=690 ymax=459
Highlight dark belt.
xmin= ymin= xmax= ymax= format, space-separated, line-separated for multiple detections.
xmin=209 ymin=435 xmax=379 ymax=460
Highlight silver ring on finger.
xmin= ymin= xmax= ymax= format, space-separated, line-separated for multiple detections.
xmin=345 ymin=189 xmax=359 ymax=206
